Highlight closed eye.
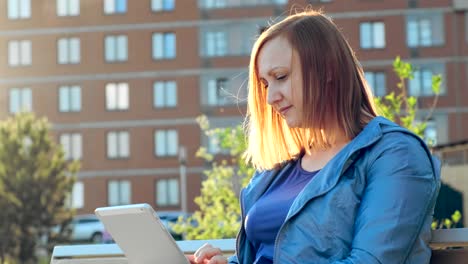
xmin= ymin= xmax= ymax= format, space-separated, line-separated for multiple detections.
xmin=276 ymin=75 xmax=287 ymax=81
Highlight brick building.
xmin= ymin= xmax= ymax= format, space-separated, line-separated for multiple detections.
xmin=0 ymin=0 xmax=467 ymax=214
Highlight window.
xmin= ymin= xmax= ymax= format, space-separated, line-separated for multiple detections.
xmin=57 ymin=37 xmax=80 ymax=64
xmin=153 ymin=81 xmax=177 ymax=108
xmin=151 ymin=0 xmax=175 ymax=11
xmin=107 ymin=131 xmax=130 ymax=158
xmin=9 ymin=88 xmax=32 ymax=113
xmin=70 ymin=182 xmax=84 ymax=209
xmin=106 ymin=82 xmax=129 ymax=110
xmin=104 ymin=0 xmax=126 ymax=14
xmin=360 ymin=22 xmax=385 ymax=49
xmin=206 ymin=132 xmax=230 ymax=154
xmin=207 ymin=78 xmax=228 ymax=106
xmin=152 ymin=32 xmax=176 ymax=60
xmin=201 ymin=72 xmax=248 ymax=106
xmin=57 ymin=0 xmax=79 ymax=16
xmin=364 ymin=71 xmax=386 ymax=97
xmin=200 ymin=23 xmax=259 ymax=57
xmin=108 ymin=180 xmax=131 ymax=206
xmin=205 ymin=31 xmax=227 ymax=57
xmin=424 ymin=120 xmax=437 ymax=146
xmin=7 ymin=0 xmax=31 ymax=19
xmin=8 ymin=40 xmax=32 ymax=66
xmin=406 ymin=13 xmax=444 ymax=47
xmin=154 ymin=130 xmax=178 ymax=157
xmin=408 ymin=64 xmax=445 ymax=96
xmin=201 ymin=0 xmax=226 ymax=8
xmin=59 ymin=85 xmax=81 ymax=112
xmin=105 ymin=35 xmax=128 ymax=62
xmin=60 ymin=133 xmax=82 ymax=160
xmin=156 ymin=179 xmax=179 ymax=206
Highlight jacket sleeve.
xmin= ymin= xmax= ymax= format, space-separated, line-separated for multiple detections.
xmin=227 ymin=254 xmax=239 ymax=264
xmin=332 ymin=133 xmax=440 ymax=264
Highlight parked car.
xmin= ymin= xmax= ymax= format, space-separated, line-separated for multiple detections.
xmin=52 ymin=214 xmax=107 ymax=243
xmin=157 ymin=211 xmax=194 ymax=240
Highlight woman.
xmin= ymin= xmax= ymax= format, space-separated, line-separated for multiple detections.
xmin=189 ymin=9 xmax=440 ymax=264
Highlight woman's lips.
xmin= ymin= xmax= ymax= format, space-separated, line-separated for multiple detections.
xmin=279 ymin=105 xmax=292 ymax=115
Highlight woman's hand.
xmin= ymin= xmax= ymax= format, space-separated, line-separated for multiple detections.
xmin=187 ymin=243 xmax=228 ymax=264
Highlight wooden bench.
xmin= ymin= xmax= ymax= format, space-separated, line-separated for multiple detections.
xmin=50 ymin=228 xmax=468 ymax=263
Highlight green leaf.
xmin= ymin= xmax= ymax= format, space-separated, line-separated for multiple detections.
xmin=432 ymin=74 xmax=442 ymax=95
xmin=451 ymin=210 xmax=462 ymax=224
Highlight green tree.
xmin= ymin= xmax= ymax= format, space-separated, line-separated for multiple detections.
xmin=172 ymin=116 xmax=254 ymax=239
xmin=175 ymin=57 xmax=443 ymax=239
xmin=374 ymin=56 xmax=441 ymax=142
xmin=0 ymin=112 xmax=79 ymax=263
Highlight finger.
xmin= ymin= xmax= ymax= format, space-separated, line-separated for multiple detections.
xmin=195 ymin=246 xmax=223 ymax=263
xmin=194 ymin=243 xmax=213 ymax=259
xmin=186 ymin=255 xmax=196 ymax=264
xmin=207 ymin=255 xmax=228 ymax=264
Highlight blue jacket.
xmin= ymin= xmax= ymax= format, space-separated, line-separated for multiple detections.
xmin=229 ymin=117 xmax=441 ymax=264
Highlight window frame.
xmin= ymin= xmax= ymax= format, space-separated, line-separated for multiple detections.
xmin=103 ymin=0 xmax=127 ymax=15
xmin=59 ymin=132 xmax=82 ymax=160
xmin=152 ymin=32 xmax=176 ymax=60
xmin=108 ymin=180 xmax=131 ymax=206
xmin=9 ymin=87 xmax=32 ymax=113
xmin=359 ymin=21 xmax=386 ymax=49
xmin=364 ymin=71 xmax=386 ymax=97
xmin=155 ymin=178 xmax=179 ymax=207
xmin=105 ymin=82 xmax=129 ymax=111
xmin=106 ymin=131 xmax=130 ymax=159
xmin=58 ymin=85 xmax=81 ymax=112
xmin=8 ymin=40 xmax=32 ymax=67
xmin=57 ymin=37 xmax=81 ymax=64
xmin=406 ymin=13 xmax=444 ymax=48
xmin=104 ymin=35 xmax=128 ymax=62
xmin=151 ymin=0 xmax=175 ymax=12
xmin=154 ymin=129 xmax=178 ymax=157
xmin=7 ymin=0 xmax=31 ymax=20
xmin=153 ymin=80 xmax=177 ymax=109
xmin=56 ymin=0 xmax=80 ymax=16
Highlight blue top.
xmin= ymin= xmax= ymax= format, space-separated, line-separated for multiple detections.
xmin=245 ymin=160 xmax=319 ymax=264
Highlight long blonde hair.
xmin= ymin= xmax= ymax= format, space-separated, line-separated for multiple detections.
xmin=244 ymin=10 xmax=377 ymax=170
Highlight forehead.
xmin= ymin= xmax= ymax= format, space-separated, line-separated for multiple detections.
xmin=257 ymin=36 xmax=293 ymax=76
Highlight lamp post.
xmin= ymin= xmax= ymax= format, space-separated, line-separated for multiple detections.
xmin=178 ymin=146 xmax=187 ymax=214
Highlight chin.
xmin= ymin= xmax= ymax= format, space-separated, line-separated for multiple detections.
xmin=285 ymin=120 xmax=301 ymax=128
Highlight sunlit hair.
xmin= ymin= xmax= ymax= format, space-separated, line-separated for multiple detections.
xmin=244 ymin=9 xmax=377 ymax=170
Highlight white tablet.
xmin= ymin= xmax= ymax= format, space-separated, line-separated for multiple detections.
xmin=95 ymin=203 xmax=189 ymax=264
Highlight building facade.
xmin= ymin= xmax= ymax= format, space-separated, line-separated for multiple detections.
xmin=0 ymin=0 xmax=467 ymax=214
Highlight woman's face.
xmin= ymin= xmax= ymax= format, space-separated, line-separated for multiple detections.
xmin=257 ymin=36 xmax=304 ymax=128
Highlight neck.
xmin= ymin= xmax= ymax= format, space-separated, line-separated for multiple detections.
xmin=301 ymin=137 xmax=350 ymax=172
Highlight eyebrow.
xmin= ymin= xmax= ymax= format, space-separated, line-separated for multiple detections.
xmin=261 ymin=66 xmax=288 ymax=78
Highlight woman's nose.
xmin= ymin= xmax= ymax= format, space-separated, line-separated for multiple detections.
xmin=266 ymin=85 xmax=282 ymax=105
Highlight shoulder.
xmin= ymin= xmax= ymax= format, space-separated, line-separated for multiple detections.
xmin=361 ymin=117 xmax=432 ymax=163
xmin=366 ymin=131 xmax=436 ymax=177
